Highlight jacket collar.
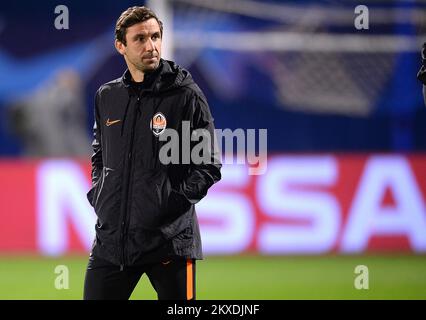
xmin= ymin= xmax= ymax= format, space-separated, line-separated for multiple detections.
xmin=121 ymin=59 xmax=164 ymax=92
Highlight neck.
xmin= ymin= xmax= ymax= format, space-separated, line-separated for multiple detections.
xmin=128 ymin=65 xmax=145 ymax=83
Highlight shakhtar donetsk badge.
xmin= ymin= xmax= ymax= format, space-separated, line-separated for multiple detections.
xmin=150 ymin=112 xmax=167 ymax=136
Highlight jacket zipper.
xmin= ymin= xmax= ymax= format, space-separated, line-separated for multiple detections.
xmin=120 ymin=95 xmax=141 ymax=271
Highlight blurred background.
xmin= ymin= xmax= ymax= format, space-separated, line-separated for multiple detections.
xmin=0 ymin=0 xmax=425 ymax=299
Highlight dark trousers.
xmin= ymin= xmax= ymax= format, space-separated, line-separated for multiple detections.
xmin=83 ymin=255 xmax=196 ymax=300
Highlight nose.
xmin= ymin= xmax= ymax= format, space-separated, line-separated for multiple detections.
xmin=146 ymin=38 xmax=156 ymax=52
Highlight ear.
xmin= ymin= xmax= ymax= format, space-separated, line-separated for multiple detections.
xmin=115 ymin=39 xmax=126 ymax=56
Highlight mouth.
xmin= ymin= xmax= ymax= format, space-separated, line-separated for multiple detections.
xmin=143 ymin=56 xmax=158 ymax=61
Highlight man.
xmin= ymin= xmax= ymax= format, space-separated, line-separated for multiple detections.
xmin=84 ymin=6 xmax=221 ymax=300
xmin=418 ymin=42 xmax=426 ymax=106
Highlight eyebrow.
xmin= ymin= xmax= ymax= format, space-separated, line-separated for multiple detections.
xmin=132 ymin=31 xmax=161 ymax=40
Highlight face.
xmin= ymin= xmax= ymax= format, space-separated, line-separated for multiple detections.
xmin=115 ymin=18 xmax=162 ymax=74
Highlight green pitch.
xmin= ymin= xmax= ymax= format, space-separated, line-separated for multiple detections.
xmin=0 ymin=254 xmax=425 ymax=300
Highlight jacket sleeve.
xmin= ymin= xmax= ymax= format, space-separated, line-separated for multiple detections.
xmin=173 ymin=91 xmax=222 ymax=205
xmin=87 ymin=89 xmax=103 ymax=206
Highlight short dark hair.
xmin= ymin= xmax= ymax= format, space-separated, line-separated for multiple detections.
xmin=115 ymin=6 xmax=163 ymax=46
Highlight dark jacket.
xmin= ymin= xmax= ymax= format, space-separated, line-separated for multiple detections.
xmin=87 ymin=59 xmax=221 ymax=267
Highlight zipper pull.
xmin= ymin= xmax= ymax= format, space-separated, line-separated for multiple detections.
xmin=120 ymin=264 xmax=124 ymax=271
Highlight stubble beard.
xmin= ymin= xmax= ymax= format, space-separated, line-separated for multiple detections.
xmin=137 ymin=55 xmax=160 ymax=73
xmin=126 ymin=54 xmax=160 ymax=76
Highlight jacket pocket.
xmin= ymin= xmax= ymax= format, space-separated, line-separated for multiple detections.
xmin=172 ymin=225 xmax=194 ymax=249
xmin=87 ymin=169 xmax=105 ymax=208
xmin=87 ymin=186 xmax=96 ymax=207
xmin=158 ymin=179 xmax=193 ymax=239
xmin=93 ymin=168 xmax=121 ymax=225
xmin=160 ymin=205 xmax=193 ymax=240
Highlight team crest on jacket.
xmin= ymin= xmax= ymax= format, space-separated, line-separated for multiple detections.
xmin=150 ymin=112 xmax=167 ymax=136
